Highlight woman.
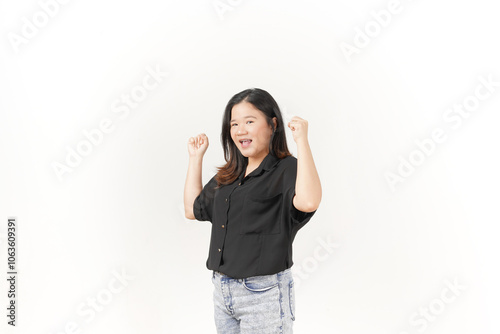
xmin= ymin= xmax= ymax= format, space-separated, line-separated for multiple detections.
xmin=184 ymin=88 xmax=322 ymax=333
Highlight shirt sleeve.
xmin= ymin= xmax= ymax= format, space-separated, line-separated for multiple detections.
xmin=283 ymin=157 xmax=317 ymax=225
xmin=193 ymin=175 xmax=217 ymax=222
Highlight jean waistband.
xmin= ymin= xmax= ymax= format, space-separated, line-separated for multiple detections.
xmin=213 ymin=268 xmax=291 ymax=279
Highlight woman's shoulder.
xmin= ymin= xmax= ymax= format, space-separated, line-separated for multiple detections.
xmin=280 ymin=154 xmax=297 ymax=163
xmin=276 ymin=154 xmax=297 ymax=170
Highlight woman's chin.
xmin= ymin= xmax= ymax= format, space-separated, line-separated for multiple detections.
xmin=238 ymin=148 xmax=252 ymax=157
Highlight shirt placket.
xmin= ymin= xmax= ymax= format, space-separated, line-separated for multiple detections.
xmin=215 ymin=175 xmax=248 ymax=268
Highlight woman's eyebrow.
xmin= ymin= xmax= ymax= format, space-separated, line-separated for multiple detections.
xmin=230 ymin=115 xmax=257 ymax=122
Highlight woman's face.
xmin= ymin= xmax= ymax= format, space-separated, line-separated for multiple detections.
xmin=230 ymin=101 xmax=276 ymax=163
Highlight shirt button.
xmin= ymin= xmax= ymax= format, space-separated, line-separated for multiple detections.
xmin=221 ymin=225 xmax=225 ymax=228
xmin=218 ymin=248 xmax=221 ymax=252
xmin=238 ymin=183 xmax=241 ymax=185
xmin=225 ymin=198 xmax=228 ymax=202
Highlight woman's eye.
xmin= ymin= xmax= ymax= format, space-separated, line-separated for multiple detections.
xmin=231 ymin=121 xmax=252 ymax=126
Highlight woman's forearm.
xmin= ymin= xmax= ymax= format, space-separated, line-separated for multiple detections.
xmin=184 ymin=156 xmax=203 ymax=219
xmin=294 ymin=138 xmax=322 ymax=212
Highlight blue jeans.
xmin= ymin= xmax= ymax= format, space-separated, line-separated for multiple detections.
xmin=212 ymin=268 xmax=295 ymax=334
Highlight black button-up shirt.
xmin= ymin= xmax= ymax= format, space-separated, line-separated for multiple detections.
xmin=193 ymin=152 xmax=317 ymax=279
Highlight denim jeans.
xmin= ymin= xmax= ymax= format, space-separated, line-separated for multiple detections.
xmin=212 ymin=268 xmax=295 ymax=334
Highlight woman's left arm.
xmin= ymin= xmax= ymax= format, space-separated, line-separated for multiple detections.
xmin=288 ymin=116 xmax=322 ymax=213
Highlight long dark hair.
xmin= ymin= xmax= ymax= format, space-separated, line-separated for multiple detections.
xmin=214 ymin=88 xmax=291 ymax=188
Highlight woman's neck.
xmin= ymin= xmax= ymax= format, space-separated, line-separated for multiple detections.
xmin=245 ymin=152 xmax=268 ymax=177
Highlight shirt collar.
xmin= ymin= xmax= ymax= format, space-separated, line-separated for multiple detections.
xmin=241 ymin=153 xmax=280 ymax=179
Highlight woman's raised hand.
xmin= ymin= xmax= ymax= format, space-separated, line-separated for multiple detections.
xmin=187 ymin=133 xmax=209 ymax=158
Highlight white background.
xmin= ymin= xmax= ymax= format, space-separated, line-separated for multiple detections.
xmin=1 ymin=0 xmax=499 ymax=333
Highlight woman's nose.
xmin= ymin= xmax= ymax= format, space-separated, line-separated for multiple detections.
xmin=236 ymin=125 xmax=246 ymax=134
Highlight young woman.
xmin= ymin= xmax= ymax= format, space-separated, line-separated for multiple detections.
xmin=184 ymin=88 xmax=322 ymax=333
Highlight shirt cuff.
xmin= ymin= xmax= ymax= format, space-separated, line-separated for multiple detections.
xmin=193 ymin=194 xmax=204 ymax=221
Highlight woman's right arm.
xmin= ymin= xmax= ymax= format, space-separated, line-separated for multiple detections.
xmin=184 ymin=133 xmax=209 ymax=220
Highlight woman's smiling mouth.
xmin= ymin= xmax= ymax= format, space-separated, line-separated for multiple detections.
xmin=239 ymin=139 xmax=252 ymax=148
